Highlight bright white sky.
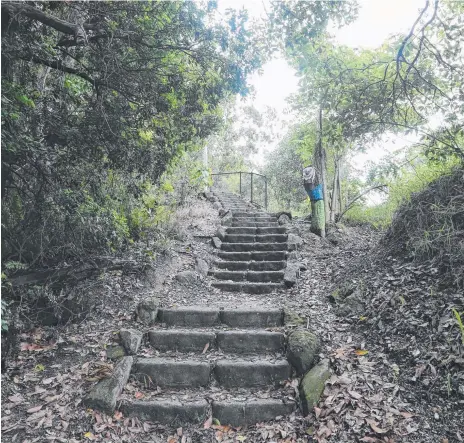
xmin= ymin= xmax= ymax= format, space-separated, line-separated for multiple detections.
xmin=217 ymin=0 xmax=426 ymax=173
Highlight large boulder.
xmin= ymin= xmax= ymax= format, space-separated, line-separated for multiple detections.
xmin=136 ymin=296 xmax=160 ymax=325
xmin=175 ymin=270 xmax=198 ymax=285
xmin=221 ymin=212 xmax=233 ymax=227
xmin=212 ymin=201 xmax=222 ymax=211
xmin=119 ymin=328 xmax=143 ymax=355
xmin=278 ymin=214 xmax=291 ymax=225
xmin=215 ymin=227 xmax=227 ymax=242
xmin=195 ymin=258 xmax=209 ymax=277
xmin=84 ymin=356 xmax=133 ymax=414
xmin=284 ymin=261 xmax=300 ymax=288
xmin=284 ymin=309 xmax=306 ymax=326
xmin=287 ymin=330 xmax=321 ymax=375
xmin=299 ymin=359 xmax=331 ymax=415
xmin=212 ymin=237 xmax=222 ymax=249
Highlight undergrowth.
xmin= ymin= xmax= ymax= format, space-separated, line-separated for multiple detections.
xmin=344 ymin=158 xmax=460 ymax=228
xmin=380 ymin=168 xmax=464 ymax=287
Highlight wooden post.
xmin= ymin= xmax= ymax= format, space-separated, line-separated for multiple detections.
xmin=250 ymin=172 xmax=253 ymax=203
xmin=265 ymin=176 xmax=268 ymax=210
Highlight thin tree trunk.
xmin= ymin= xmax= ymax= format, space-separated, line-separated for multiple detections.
xmin=312 ymin=106 xmax=326 ymax=237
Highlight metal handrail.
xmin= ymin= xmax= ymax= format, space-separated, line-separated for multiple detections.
xmin=211 ymin=171 xmax=268 ymax=210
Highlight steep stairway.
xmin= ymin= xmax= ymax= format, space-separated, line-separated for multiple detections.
xmin=85 ymin=190 xmax=303 ymax=428
xmin=211 ymin=191 xmax=288 ymax=294
xmin=118 ymin=306 xmax=297 ymax=426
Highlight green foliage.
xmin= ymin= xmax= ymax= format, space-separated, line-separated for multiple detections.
xmin=452 ymin=308 xmax=464 ymax=345
xmin=1 ymin=1 xmax=262 ymax=268
xmin=345 ymin=156 xmax=460 ymax=228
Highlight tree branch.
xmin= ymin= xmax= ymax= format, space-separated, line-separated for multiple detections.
xmin=18 ymin=54 xmax=97 ymax=86
xmin=2 ymin=2 xmax=83 ymax=36
xmin=339 ymin=184 xmax=388 ymax=221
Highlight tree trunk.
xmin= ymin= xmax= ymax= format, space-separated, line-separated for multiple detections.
xmin=312 ymin=106 xmax=327 ymax=237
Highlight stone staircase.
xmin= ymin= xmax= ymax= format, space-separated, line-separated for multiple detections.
xmin=210 ymin=191 xmax=288 ymax=294
xmin=84 ymin=191 xmax=311 ymax=428
xmin=86 ymin=306 xmax=298 ymax=426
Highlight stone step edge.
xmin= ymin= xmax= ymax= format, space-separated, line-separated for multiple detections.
xmin=157 ymin=306 xmax=284 ymax=327
xmin=133 ymin=358 xmax=292 ymax=389
xmin=121 ymin=398 xmax=297 ymax=426
xmin=214 ymin=260 xmax=287 ymax=271
xmin=148 ymin=329 xmax=286 ymax=353
xmin=212 ymin=282 xmax=284 ymax=294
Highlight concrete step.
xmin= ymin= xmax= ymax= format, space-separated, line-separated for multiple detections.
xmin=133 ymin=357 xmax=290 ymax=389
xmin=133 ymin=358 xmax=210 ymax=388
xmin=148 ymin=330 xmax=215 ymax=352
xmin=148 ymin=329 xmax=285 ymax=354
xmin=224 ymin=234 xmax=287 ymax=243
xmin=157 ymin=307 xmax=283 ymax=327
xmin=217 ymin=330 xmax=285 ymax=353
xmin=121 ymin=398 xmax=295 ymax=427
xmin=226 ymin=227 xmax=287 ymax=235
xmin=212 ymin=281 xmax=283 ymax=294
xmin=215 ymin=260 xmax=287 ymax=271
xmin=122 ymin=399 xmax=208 ymax=425
xmin=211 ymin=270 xmax=284 ymax=283
xmin=233 ymin=216 xmax=277 ymax=223
xmin=232 ymin=212 xmax=268 ymax=217
xmin=257 ymin=226 xmax=287 ymax=235
xmin=231 ymin=221 xmax=279 ymax=227
xmin=213 ymin=400 xmax=295 ymax=426
xmin=214 ymin=359 xmax=291 ymax=388
xmin=157 ymin=307 xmax=220 ymax=327
xmin=221 ymin=308 xmax=283 ymax=327
xmin=218 ymin=251 xmax=287 ymax=261
xmin=221 ymin=242 xmax=288 ymax=252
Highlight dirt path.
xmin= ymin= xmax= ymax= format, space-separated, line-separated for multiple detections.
xmin=1 ymin=198 xmax=461 ymax=442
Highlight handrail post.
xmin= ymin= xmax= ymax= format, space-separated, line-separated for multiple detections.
xmin=265 ymin=176 xmax=268 ymax=210
xmin=239 ymin=172 xmax=242 ymax=196
xmin=250 ymin=172 xmax=253 ymax=204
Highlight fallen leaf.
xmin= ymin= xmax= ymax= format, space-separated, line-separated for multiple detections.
xmin=202 ymin=343 xmax=210 ymax=354
xmin=366 ymin=419 xmax=388 ymax=434
xmin=113 ymin=411 xmax=123 ymax=420
xmin=204 ymin=417 xmax=213 ymax=429
xmin=349 ymin=390 xmax=362 ymax=400
xmin=400 ymin=411 xmax=415 ymax=419
xmin=237 ymin=436 xmax=247 ymax=442
xmin=355 ymin=349 xmax=369 ymax=356
xmin=27 ymin=405 xmax=43 ymax=414
xmin=134 ymin=391 xmax=144 ymax=399
xmin=42 ymin=377 xmax=55 ymax=385
xmin=84 ymin=432 xmax=97 ymax=440
xmin=8 ymin=394 xmax=23 ymax=403
xmin=177 ymin=427 xmax=182 ymax=437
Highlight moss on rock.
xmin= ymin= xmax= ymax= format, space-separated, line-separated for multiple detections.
xmin=299 ymin=359 xmax=331 ymax=415
xmin=284 ymin=309 xmax=306 ymax=326
xmin=106 ymin=345 xmax=126 ymax=360
xmin=287 ymin=330 xmax=320 ymax=375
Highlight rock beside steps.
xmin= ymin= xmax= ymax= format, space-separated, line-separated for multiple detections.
xmin=85 ymin=306 xmax=303 ymax=427
xmin=211 ymin=191 xmax=294 ymax=293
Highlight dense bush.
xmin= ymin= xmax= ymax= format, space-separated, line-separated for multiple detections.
xmin=1 ymin=1 xmax=260 ymax=268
